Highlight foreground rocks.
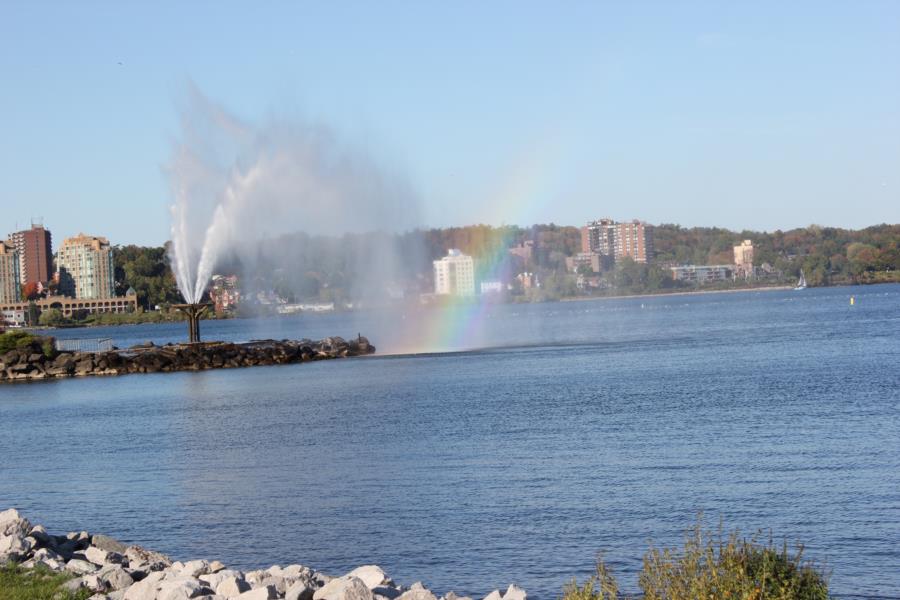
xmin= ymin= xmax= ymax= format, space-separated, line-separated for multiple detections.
xmin=0 ymin=509 xmax=525 ymax=600
xmin=0 ymin=336 xmax=375 ymax=382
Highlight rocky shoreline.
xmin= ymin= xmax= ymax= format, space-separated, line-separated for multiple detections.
xmin=0 ymin=336 xmax=376 ymax=382
xmin=0 ymin=509 xmax=526 ymax=600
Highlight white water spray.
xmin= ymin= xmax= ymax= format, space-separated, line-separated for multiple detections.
xmin=166 ymin=87 xmax=419 ymax=304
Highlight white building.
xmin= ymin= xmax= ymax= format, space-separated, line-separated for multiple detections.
xmin=433 ymin=249 xmax=475 ymax=297
xmin=480 ymin=281 xmax=503 ymax=295
xmin=734 ymin=240 xmax=755 ymax=279
xmin=1 ymin=309 xmax=26 ymax=327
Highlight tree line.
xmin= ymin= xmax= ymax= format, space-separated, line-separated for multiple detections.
xmin=109 ymin=223 xmax=898 ymax=308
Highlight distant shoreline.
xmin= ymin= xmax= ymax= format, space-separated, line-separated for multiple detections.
xmin=561 ymin=285 xmax=796 ymax=303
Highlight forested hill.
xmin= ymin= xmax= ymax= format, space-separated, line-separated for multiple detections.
xmin=109 ymin=223 xmax=899 ymax=308
xmin=651 ymin=223 xmax=900 ymax=285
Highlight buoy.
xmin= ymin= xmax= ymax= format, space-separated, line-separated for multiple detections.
xmin=850 ymin=296 xmax=855 ymax=306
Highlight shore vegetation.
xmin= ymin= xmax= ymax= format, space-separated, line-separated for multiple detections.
xmin=562 ymin=522 xmax=828 ymax=600
xmin=0 ymin=331 xmax=54 ymax=358
xmin=0 ymin=564 xmax=90 ymax=600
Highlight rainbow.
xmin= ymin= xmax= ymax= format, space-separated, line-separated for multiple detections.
xmin=411 ymin=132 xmax=568 ymax=353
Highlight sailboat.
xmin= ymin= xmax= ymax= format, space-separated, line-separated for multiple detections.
xmin=794 ymin=269 xmax=807 ymax=290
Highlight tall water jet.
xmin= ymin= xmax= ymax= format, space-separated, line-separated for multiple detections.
xmin=165 ymin=85 xmax=420 ymax=313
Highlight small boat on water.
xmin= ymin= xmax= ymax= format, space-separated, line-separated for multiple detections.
xmin=794 ymin=269 xmax=807 ymax=290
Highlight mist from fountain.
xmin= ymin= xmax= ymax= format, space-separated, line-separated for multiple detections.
xmin=165 ymin=85 xmax=420 ymax=304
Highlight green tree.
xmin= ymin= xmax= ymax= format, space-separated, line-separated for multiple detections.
xmin=38 ymin=308 xmax=67 ymax=327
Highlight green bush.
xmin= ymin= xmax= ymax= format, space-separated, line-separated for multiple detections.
xmin=38 ymin=308 xmax=68 ymax=327
xmin=41 ymin=337 xmax=57 ymax=359
xmin=562 ymin=521 xmax=828 ymax=600
xmin=0 ymin=331 xmax=35 ymax=355
xmin=0 ymin=331 xmax=57 ymax=358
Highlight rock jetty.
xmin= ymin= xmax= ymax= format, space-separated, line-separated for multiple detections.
xmin=0 ymin=509 xmax=526 ymax=600
xmin=0 ymin=336 xmax=375 ymax=382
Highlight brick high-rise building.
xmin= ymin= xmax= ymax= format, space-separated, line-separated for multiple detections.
xmin=56 ymin=234 xmax=115 ymax=299
xmin=581 ymin=218 xmax=652 ymax=263
xmin=7 ymin=224 xmax=53 ymax=286
xmin=581 ymin=219 xmax=616 ymax=256
xmin=614 ymin=220 xmax=652 ymax=263
xmin=0 ymin=241 xmax=21 ymax=304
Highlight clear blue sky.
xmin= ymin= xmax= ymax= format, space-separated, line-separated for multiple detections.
xmin=1 ymin=1 xmax=898 ymax=246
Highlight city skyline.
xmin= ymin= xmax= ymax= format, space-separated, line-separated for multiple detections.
xmin=2 ymin=2 xmax=899 ymax=246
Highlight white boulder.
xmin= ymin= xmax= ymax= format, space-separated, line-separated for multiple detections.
xmin=347 ymin=566 xmax=387 ymax=590
xmin=314 ymin=576 xmax=375 ymax=600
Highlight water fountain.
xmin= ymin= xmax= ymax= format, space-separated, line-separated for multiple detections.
xmin=164 ymin=88 xmax=417 ymax=346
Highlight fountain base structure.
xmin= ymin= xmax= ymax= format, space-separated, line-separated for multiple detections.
xmin=172 ymin=303 xmax=213 ymax=344
xmin=0 ymin=336 xmax=375 ymax=382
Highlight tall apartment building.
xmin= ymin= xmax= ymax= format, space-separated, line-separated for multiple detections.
xmin=581 ymin=219 xmax=617 ymax=256
xmin=7 ymin=224 xmax=53 ymax=286
xmin=581 ymin=219 xmax=652 ymax=263
xmin=433 ymin=249 xmax=475 ymax=297
xmin=0 ymin=241 xmax=21 ymax=304
xmin=614 ymin=220 xmax=652 ymax=263
xmin=733 ymin=240 xmax=754 ymax=278
xmin=56 ymin=234 xmax=115 ymax=299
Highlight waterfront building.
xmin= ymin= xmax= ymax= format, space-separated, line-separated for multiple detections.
xmin=670 ymin=265 xmax=734 ymax=283
xmin=433 ymin=249 xmax=475 ymax=296
xmin=7 ymin=223 xmax=53 ymax=286
xmin=734 ymin=240 xmax=755 ymax=278
xmin=0 ymin=294 xmax=138 ymax=318
xmin=0 ymin=241 xmax=21 ymax=304
xmin=56 ymin=234 xmax=115 ymax=299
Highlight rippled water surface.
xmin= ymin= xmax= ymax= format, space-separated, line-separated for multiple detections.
xmin=2 ymin=285 xmax=899 ymax=598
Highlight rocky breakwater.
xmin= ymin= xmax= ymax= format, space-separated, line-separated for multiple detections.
xmin=0 ymin=509 xmax=527 ymax=600
xmin=0 ymin=336 xmax=375 ymax=382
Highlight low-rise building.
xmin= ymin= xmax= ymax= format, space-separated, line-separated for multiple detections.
xmin=670 ymin=265 xmax=734 ymax=283
xmin=516 ymin=272 xmax=537 ymax=289
xmin=1 ymin=309 xmax=26 ymax=327
xmin=480 ymin=281 xmax=503 ymax=295
xmin=565 ymin=252 xmax=601 ymax=273
xmin=508 ymin=240 xmax=535 ymax=264
xmin=210 ymin=274 xmax=241 ymax=315
xmin=0 ymin=294 xmax=138 ymax=319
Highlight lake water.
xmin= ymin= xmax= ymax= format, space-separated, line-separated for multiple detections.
xmin=2 ymin=285 xmax=899 ymax=599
